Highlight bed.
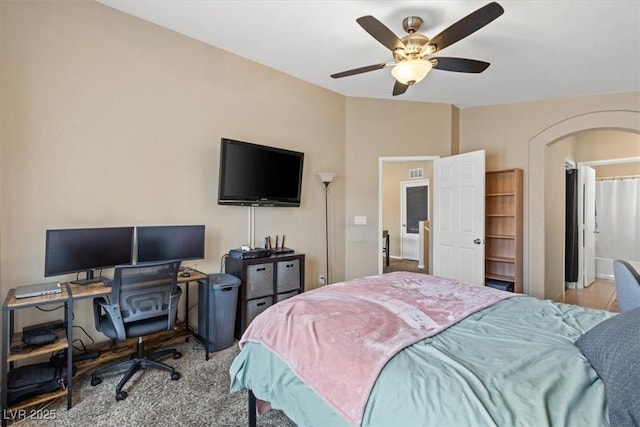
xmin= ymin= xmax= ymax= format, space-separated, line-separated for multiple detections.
xmin=229 ymin=271 xmax=639 ymax=427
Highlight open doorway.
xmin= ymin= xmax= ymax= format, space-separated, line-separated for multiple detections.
xmin=378 ymin=156 xmax=438 ymax=275
xmin=400 ymin=179 xmax=429 ymax=261
xmin=577 ymin=156 xmax=640 ymax=286
xmin=543 ymin=127 xmax=640 ymax=300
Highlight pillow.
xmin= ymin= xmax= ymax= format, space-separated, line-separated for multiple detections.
xmin=575 ymin=307 xmax=640 ymax=427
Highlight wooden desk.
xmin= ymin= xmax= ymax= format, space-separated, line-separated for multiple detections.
xmin=1 ymin=269 xmax=211 ymax=419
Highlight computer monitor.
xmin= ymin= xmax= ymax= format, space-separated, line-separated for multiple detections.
xmin=45 ymin=227 xmax=134 ymax=285
xmin=136 ymin=225 xmax=205 ymax=265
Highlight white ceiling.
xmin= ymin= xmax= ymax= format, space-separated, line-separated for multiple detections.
xmin=97 ymin=0 xmax=640 ymax=108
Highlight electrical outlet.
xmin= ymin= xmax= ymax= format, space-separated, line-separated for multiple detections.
xmin=319 ymin=275 xmax=326 ymax=286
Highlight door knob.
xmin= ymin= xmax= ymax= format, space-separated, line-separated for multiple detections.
xmin=473 ymin=238 xmax=484 ymax=245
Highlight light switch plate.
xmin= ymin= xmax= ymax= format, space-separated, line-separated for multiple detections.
xmin=354 ymin=216 xmax=367 ymax=225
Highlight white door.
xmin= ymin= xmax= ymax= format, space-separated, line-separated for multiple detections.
xmin=400 ymin=180 xmax=429 ymax=260
xmin=578 ymin=165 xmax=597 ymax=287
xmin=433 ymin=150 xmax=485 ymax=285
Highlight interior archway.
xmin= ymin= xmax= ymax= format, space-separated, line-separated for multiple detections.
xmin=528 ymin=110 xmax=640 ymax=299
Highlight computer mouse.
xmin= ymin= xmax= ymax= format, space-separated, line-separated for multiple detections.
xmin=180 ymin=271 xmax=191 ymax=278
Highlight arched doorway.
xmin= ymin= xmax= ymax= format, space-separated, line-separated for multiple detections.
xmin=528 ymin=110 xmax=640 ymax=299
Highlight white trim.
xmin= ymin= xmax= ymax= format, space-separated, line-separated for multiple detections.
xmin=579 ymin=156 xmax=640 ymax=167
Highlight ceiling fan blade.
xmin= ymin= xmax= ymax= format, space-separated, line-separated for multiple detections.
xmin=356 ymin=15 xmax=406 ymax=52
xmin=331 ymin=63 xmax=389 ymax=79
xmin=432 ymin=57 xmax=490 ymax=73
xmin=392 ymin=80 xmax=409 ymax=96
xmin=428 ymin=2 xmax=504 ymax=53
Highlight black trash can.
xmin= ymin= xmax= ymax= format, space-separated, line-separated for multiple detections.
xmin=198 ymin=273 xmax=241 ymax=351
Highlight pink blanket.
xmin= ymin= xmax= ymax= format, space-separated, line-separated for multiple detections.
xmin=240 ymin=272 xmax=516 ymax=426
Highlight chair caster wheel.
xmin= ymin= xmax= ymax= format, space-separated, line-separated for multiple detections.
xmin=116 ymin=391 xmax=128 ymax=401
xmin=173 ymin=352 xmax=182 ymax=359
xmin=171 ymin=372 xmax=181 ymax=381
xmin=90 ymin=377 xmax=102 ymax=386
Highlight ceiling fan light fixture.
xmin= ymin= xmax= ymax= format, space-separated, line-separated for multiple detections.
xmin=391 ymin=59 xmax=432 ymax=85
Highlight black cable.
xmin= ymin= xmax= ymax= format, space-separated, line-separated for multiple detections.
xmin=71 ymin=338 xmax=88 ymax=353
xmin=35 ymin=305 xmax=64 ymax=312
xmin=72 ymin=325 xmax=95 ymax=345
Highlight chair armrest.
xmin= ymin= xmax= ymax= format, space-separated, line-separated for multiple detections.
xmin=167 ymin=288 xmax=182 ymax=330
xmin=93 ymin=297 xmax=126 ymax=341
xmin=92 ymin=297 xmax=108 ymax=331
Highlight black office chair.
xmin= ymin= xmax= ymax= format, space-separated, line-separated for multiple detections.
xmin=90 ymin=260 xmax=183 ymax=401
xmin=613 ymin=259 xmax=640 ymax=312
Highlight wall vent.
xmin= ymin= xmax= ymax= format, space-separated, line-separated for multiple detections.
xmin=409 ymin=168 xmax=424 ymax=179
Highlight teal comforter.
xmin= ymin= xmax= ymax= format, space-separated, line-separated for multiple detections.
xmin=230 ymin=296 xmax=612 ymax=427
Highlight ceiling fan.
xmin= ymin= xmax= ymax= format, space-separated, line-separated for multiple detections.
xmin=330 ymin=2 xmax=504 ymax=96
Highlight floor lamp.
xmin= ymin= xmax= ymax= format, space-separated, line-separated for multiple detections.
xmin=319 ymin=172 xmax=336 ymax=284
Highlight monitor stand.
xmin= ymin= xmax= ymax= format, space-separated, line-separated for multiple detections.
xmin=70 ymin=270 xmax=106 ymax=285
xmin=71 ymin=277 xmax=106 ymax=285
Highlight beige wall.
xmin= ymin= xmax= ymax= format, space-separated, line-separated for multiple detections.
xmin=460 ymin=94 xmax=640 ymax=298
xmin=574 ymin=129 xmax=640 ymax=162
xmin=382 ymin=161 xmax=432 ymax=258
xmin=344 ymin=98 xmax=454 ymax=280
xmin=594 ymin=162 xmax=640 ymax=177
xmin=0 ymin=2 xmax=346 ymax=333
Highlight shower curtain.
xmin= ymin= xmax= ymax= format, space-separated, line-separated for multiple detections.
xmin=595 ymin=178 xmax=640 ymax=267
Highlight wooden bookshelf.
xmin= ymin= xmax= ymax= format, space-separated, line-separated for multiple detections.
xmin=485 ymin=169 xmax=523 ymax=293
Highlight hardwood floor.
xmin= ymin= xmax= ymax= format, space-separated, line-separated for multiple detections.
xmin=384 ymin=259 xmax=619 ymax=313
xmin=562 ymin=278 xmax=619 ymax=312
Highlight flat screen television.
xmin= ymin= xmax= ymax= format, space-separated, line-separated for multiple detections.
xmin=218 ymin=138 xmax=304 ymax=207
xmin=44 ymin=227 xmax=134 ymax=285
xmin=136 ymin=225 xmax=205 ymax=264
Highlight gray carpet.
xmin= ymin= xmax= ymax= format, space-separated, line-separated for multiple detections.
xmin=11 ymin=341 xmax=296 ymax=426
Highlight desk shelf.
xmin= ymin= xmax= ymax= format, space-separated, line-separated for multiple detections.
xmin=5 ymin=389 xmax=68 ymax=413
xmin=8 ymin=329 xmax=68 ymax=363
xmin=2 ymin=285 xmax=73 ymax=426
